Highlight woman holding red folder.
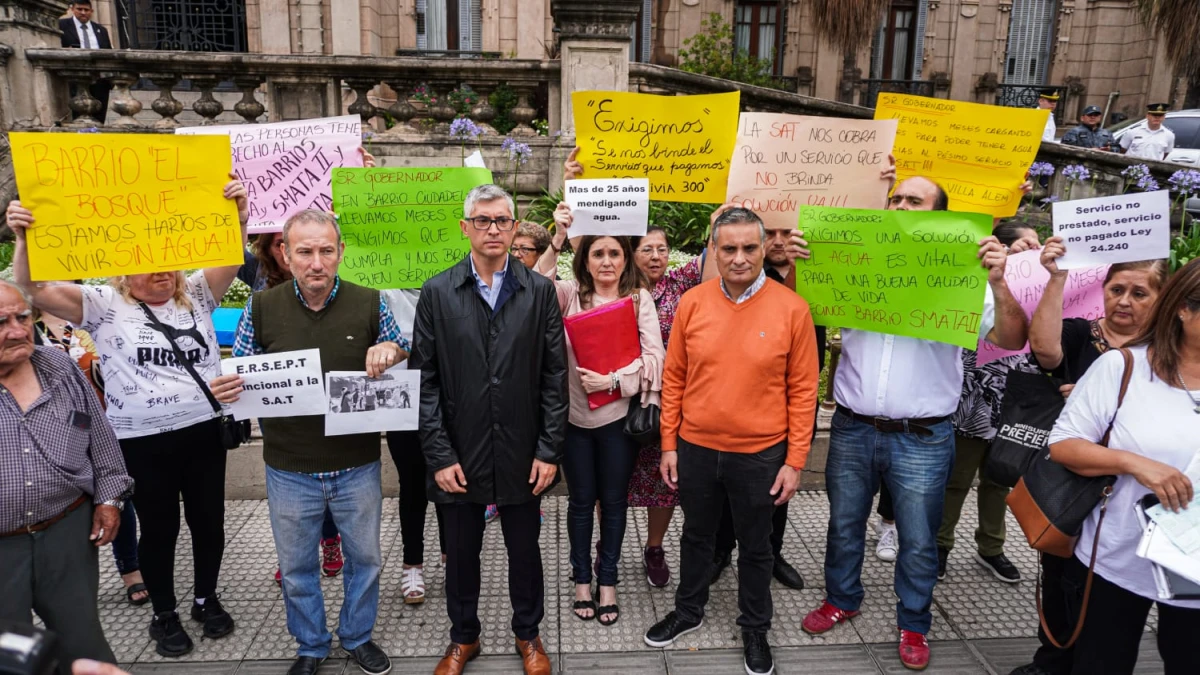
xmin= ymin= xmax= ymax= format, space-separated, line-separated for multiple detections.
xmin=540 ymin=209 xmax=666 ymax=627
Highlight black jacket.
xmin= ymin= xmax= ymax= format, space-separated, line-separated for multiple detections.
xmin=413 ymin=256 xmax=568 ymax=506
xmin=60 ymin=18 xmax=112 ymax=49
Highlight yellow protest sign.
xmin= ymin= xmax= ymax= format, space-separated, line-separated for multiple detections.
xmin=10 ymin=132 xmax=242 ymax=281
xmin=873 ymin=94 xmax=1048 ymax=217
xmin=571 ymin=91 xmax=740 ymax=204
xmin=726 ymin=113 xmax=897 ymax=231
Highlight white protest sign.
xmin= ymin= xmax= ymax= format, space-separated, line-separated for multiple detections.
xmin=178 ymin=115 xmax=363 ymax=233
xmin=1053 ymin=190 xmax=1171 ymax=269
xmin=464 ymin=150 xmax=487 ymax=169
xmin=325 ymin=367 xmax=419 ymax=436
xmin=564 ymin=178 xmax=650 ymax=237
xmin=220 ymin=349 xmax=326 ymax=420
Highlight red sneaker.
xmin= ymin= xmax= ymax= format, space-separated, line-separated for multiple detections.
xmin=801 ymin=600 xmax=859 ymax=635
xmin=274 ymin=568 xmax=281 ymax=585
xmin=322 ymin=536 xmax=344 ymax=577
xmin=898 ymin=629 xmax=930 ymax=670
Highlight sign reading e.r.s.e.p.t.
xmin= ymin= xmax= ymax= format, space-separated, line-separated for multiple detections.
xmin=1052 ymin=190 xmax=1171 ymax=269
xmin=794 ymin=206 xmax=993 ymax=349
xmin=332 ymin=167 xmax=493 ymax=289
xmin=220 ymin=349 xmax=327 ymax=420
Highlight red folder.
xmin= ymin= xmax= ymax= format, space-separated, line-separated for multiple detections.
xmin=563 ymin=296 xmax=641 ymax=409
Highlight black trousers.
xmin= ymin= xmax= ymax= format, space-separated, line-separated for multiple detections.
xmin=1032 ymin=553 xmax=1075 ymax=674
xmin=386 ymin=430 xmax=445 ymax=565
xmin=675 ymin=438 xmax=785 ymax=632
xmin=715 ymin=499 xmax=788 ymax=560
xmin=562 ymin=420 xmax=638 ymax=586
xmin=120 ymin=418 xmax=226 ymax=615
xmin=1060 ymin=554 xmax=1200 ymax=675
xmin=442 ymin=498 xmax=543 ymax=644
xmin=0 ymin=504 xmax=115 ymax=673
xmin=877 ymin=481 xmax=895 ymax=521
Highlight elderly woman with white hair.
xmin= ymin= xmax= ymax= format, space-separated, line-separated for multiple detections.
xmin=5 ymin=179 xmax=249 ymax=659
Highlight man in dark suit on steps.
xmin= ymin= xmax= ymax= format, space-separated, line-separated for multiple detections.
xmin=59 ymin=0 xmax=112 ymax=123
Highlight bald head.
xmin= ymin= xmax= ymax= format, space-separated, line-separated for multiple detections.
xmin=887 ymin=177 xmax=949 ymax=212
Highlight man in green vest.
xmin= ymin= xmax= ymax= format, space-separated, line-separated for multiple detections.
xmin=209 ymin=209 xmax=408 ymax=675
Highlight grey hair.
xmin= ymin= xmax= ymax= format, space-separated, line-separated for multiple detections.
xmin=463 ymin=184 xmax=515 ymax=219
xmin=282 ymin=209 xmax=341 ymax=247
xmin=711 ymin=207 xmax=766 ymax=244
xmin=0 ymin=279 xmax=33 ymax=309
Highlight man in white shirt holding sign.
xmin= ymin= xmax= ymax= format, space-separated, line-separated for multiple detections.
xmin=798 ymin=176 xmax=1030 ymax=671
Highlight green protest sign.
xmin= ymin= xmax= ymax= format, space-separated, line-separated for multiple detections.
xmin=795 ymin=206 xmax=993 ymax=349
xmin=332 ymin=167 xmax=493 ymax=289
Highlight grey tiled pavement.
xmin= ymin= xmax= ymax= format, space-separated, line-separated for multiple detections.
xmin=87 ymin=491 xmax=1166 ymax=674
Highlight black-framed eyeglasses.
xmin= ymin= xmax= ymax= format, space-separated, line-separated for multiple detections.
xmin=468 ymin=216 xmax=516 ymax=231
xmin=510 ymin=246 xmax=539 ymax=256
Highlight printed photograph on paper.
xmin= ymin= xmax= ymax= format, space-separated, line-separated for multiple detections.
xmin=324 ymin=368 xmax=418 ymax=436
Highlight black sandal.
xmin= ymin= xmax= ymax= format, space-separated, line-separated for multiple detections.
xmin=572 ymin=599 xmax=597 ymax=621
xmin=597 ymin=604 xmax=620 ymax=626
xmin=125 ymin=583 xmax=150 ymax=606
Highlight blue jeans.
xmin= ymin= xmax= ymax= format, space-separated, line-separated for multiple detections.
xmin=266 ymin=461 xmax=382 ymax=657
xmin=111 ymin=501 xmax=139 ymax=575
xmin=824 ymin=410 xmax=954 ymax=634
xmin=563 ymin=420 xmax=638 ymax=586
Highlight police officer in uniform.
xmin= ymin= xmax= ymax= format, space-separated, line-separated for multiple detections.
xmin=1119 ymin=103 xmax=1176 ymax=161
xmin=1062 ymin=105 xmax=1115 ymax=150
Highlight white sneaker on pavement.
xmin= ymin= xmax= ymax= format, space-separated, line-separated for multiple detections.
xmin=875 ymin=521 xmax=898 ymax=562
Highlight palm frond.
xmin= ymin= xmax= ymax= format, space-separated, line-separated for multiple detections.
xmin=805 ymin=0 xmax=891 ymax=52
xmin=1134 ymin=0 xmax=1200 ymax=74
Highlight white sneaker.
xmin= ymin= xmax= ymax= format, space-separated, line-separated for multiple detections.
xmin=875 ymin=522 xmax=898 ymax=562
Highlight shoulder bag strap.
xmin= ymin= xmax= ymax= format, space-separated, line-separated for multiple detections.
xmin=1036 ymin=347 xmax=1133 ymax=650
xmin=137 ymin=302 xmax=223 ymax=415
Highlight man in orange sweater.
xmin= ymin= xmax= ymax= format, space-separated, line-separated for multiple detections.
xmin=643 ymin=207 xmax=819 ymax=675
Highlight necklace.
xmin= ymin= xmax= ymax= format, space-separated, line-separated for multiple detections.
xmin=1178 ymin=371 xmax=1200 ymax=414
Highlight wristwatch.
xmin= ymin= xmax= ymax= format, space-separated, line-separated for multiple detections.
xmin=101 ymin=499 xmax=124 ymax=511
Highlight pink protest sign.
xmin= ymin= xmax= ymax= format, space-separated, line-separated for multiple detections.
xmin=976 ymin=249 xmax=1109 ymax=364
xmin=177 ymin=115 xmax=363 ymax=233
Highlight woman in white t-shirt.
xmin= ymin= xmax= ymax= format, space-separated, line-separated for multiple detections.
xmin=6 ymin=179 xmax=249 ymax=659
xmin=1047 ymin=258 xmax=1200 ymax=674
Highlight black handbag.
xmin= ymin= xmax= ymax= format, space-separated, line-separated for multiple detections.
xmin=137 ymin=302 xmax=249 ymax=450
xmin=621 ymin=290 xmax=660 ymax=446
xmin=983 ymin=371 xmax=1066 ymax=488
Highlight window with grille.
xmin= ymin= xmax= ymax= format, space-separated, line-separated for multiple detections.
xmin=1005 ymin=0 xmax=1057 ymax=85
xmin=629 ymin=0 xmax=651 ymax=63
xmin=734 ymin=1 xmax=780 ymax=74
xmin=115 ymin=0 xmax=247 ymax=51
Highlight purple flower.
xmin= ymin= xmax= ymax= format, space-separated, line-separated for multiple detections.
xmin=449 ymin=117 xmax=483 ymax=141
xmin=501 ymin=137 xmax=532 ymax=165
xmin=1120 ymin=164 xmax=1151 ymax=180
xmin=1061 ymin=164 xmax=1090 ymax=182
xmin=1168 ymin=169 xmax=1200 ymax=196
xmin=1039 ymin=196 xmax=1060 ymax=206
xmin=1027 ymin=161 xmax=1055 ymax=178
xmin=361 ymin=130 xmax=376 ymax=142
xmin=77 ymin=127 xmax=99 ymax=133
xmin=1135 ymin=175 xmax=1160 ymax=192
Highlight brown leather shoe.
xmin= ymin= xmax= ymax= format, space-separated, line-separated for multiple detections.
xmin=514 ymin=636 xmax=550 ymax=675
xmin=433 ymin=641 xmax=479 ymax=675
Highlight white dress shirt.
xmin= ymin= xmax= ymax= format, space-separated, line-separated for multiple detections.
xmin=1120 ymin=125 xmax=1175 ymax=161
xmin=73 ymin=17 xmax=100 ymax=50
xmin=833 ymin=286 xmax=996 ymax=420
xmin=1042 ymin=115 xmax=1057 ymax=143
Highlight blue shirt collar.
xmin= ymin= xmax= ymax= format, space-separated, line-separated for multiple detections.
xmin=293 ymin=276 xmax=340 ymax=309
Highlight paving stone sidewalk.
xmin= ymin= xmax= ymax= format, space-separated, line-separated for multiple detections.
xmin=91 ymin=492 xmax=1166 ymax=675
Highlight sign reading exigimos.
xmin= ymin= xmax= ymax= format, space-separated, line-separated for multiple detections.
xmin=571 ymin=91 xmax=740 ymax=204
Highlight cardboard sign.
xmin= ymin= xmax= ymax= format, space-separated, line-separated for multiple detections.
xmin=726 ymin=113 xmax=897 ymax=230
xmin=332 ymin=167 xmax=493 ymax=289
xmin=571 ymin=91 xmax=740 ymax=204
xmin=564 ymin=178 xmax=650 ymax=237
xmin=177 ymin=115 xmax=363 ymax=234
xmin=10 ymin=132 xmax=242 ymax=280
xmin=1053 ymin=191 xmax=1171 ymax=269
xmin=325 ymin=368 xmax=419 ymax=435
xmin=976 ymin=249 xmax=1109 ymax=364
xmin=795 ymin=206 xmax=993 ymax=349
xmin=874 ymin=94 xmax=1047 ymax=217
xmin=220 ymin=349 xmax=327 ymax=420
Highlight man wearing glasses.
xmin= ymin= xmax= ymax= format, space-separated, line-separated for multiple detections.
xmin=1119 ymin=103 xmax=1176 ymax=161
xmin=1062 ymin=105 xmax=1115 ymax=151
xmin=412 ymin=184 xmax=567 ymax=675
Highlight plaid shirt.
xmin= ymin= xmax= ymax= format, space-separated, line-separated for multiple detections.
xmin=0 ymin=346 xmax=132 ymax=532
xmin=232 ymin=277 xmax=409 ymax=357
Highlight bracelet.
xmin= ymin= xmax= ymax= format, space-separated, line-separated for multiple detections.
xmin=608 ymin=372 xmax=618 ymax=394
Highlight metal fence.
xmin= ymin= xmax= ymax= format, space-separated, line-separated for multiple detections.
xmin=115 ymin=0 xmax=248 ymax=52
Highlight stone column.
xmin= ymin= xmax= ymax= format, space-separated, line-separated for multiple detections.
xmin=0 ymin=0 xmax=69 ymax=127
xmin=550 ymin=0 xmax=641 ymax=137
